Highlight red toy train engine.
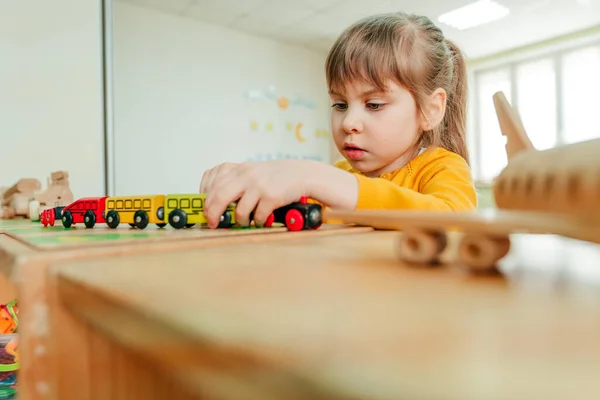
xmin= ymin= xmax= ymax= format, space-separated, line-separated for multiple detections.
xmin=250 ymin=196 xmax=322 ymax=231
xmin=59 ymin=196 xmax=108 ymax=228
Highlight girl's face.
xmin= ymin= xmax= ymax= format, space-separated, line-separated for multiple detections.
xmin=330 ymin=79 xmax=424 ymax=177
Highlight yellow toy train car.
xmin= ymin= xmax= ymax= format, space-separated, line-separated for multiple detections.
xmin=163 ymin=193 xmax=236 ymax=229
xmin=104 ymin=194 xmax=167 ymax=229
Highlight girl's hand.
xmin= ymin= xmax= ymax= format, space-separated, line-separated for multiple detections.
xmin=200 ymin=159 xmax=309 ymax=228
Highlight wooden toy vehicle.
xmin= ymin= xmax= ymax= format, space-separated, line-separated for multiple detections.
xmin=265 ymin=196 xmax=322 ymax=231
xmin=104 ymin=195 xmax=166 ymax=229
xmin=60 ymin=197 xmax=108 ymax=228
xmin=165 ymin=194 xmax=322 ymax=231
xmin=324 ymin=91 xmax=600 ymax=274
xmin=40 ymin=206 xmax=65 ymax=227
xmin=164 ymin=194 xmax=235 ymax=229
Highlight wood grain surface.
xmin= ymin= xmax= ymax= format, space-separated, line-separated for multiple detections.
xmin=52 ymin=230 xmax=600 ymax=400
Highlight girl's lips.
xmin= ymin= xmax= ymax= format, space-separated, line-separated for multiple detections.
xmin=344 ymin=146 xmax=365 ymax=160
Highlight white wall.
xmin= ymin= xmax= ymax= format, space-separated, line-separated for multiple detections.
xmin=112 ymin=2 xmax=332 ymax=195
xmin=0 ymin=1 xmax=105 ymax=198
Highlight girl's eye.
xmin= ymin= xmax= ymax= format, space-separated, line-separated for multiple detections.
xmin=367 ymin=103 xmax=385 ymax=110
xmin=331 ymin=103 xmax=347 ymax=110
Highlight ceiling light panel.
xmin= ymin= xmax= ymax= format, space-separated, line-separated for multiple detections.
xmin=438 ymin=0 xmax=510 ymax=30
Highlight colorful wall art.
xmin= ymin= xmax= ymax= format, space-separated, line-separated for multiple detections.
xmin=243 ymin=84 xmax=331 ymax=162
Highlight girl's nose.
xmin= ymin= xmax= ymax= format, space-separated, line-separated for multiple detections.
xmin=342 ymin=110 xmax=363 ymax=134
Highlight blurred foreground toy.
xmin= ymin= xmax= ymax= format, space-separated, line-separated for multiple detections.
xmin=29 ymin=171 xmax=73 ymax=222
xmin=0 ymin=300 xmax=18 ymax=335
xmin=0 ymin=334 xmax=19 ymax=399
xmin=0 ymin=179 xmax=40 ymax=219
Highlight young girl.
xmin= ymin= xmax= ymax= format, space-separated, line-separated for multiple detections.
xmin=200 ymin=11 xmax=477 ymax=228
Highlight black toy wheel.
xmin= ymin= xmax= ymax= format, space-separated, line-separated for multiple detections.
xmin=84 ymin=210 xmax=96 ymax=228
xmin=217 ymin=210 xmax=232 ymax=228
xmin=285 ymin=209 xmax=305 ymax=231
xmin=61 ymin=210 xmax=73 ymax=228
xmin=106 ymin=210 xmax=120 ymax=229
xmin=156 ymin=223 xmax=167 ymax=228
xmin=134 ymin=210 xmax=149 ymax=229
xmin=307 ymin=207 xmax=322 ymax=229
xmin=168 ymin=209 xmax=187 ymax=229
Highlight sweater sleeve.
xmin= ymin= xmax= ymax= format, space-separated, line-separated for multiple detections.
xmin=354 ymin=154 xmax=478 ymax=211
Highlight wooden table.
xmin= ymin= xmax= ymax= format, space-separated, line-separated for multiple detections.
xmin=0 ymin=218 xmax=369 ymax=400
xmin=47 ymin=230 xmax=600 ymax=400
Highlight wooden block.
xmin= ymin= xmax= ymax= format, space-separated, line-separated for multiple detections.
xmin=11 ymin=193 xmax=32 ymax=216
xmin=1 ymin=179 xmax=41 ymax=203
xmin=0 ymin=206 xmax=16 ymax=220
xmin=50 ymin=171 xmax=68 ymax=182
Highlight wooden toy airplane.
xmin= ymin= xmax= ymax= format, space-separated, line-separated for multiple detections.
xmin=324 ymin=91 xmax=600 ymax=273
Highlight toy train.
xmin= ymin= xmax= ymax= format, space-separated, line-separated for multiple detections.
xmin=39 ymin=194 xmax=323 ymax=232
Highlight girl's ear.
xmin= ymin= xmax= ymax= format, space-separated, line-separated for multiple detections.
xmin=420 ymin=88 xmax=447 ymax=131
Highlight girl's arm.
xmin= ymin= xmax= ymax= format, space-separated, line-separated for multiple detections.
xmin=303 ymin=160 xmax=359 ymax=209
xmin=351 ymin=171 xmax=477 ymax=211
xmin=304 ymin=154 xmax=477 ymax=212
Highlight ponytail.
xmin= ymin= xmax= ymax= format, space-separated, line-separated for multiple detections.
xmin=441 ymin=38 xmax=470 ymax=164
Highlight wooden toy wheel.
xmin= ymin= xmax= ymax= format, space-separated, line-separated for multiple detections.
xmin=84 ymin=210 xmax=96 ymax=228
xmin=285 ymin=209 xmax=304 ymax=231
xmin=307 ymin=207 xmax=322 ymax=230
xmin=168 ymin=209 xmax=187 ymax=229
xmin=457 ymin=233 xmax=511 ymax=273
xmin=61 ymin=210 xmax=73 ymax=228
xmin=106 ymin=210 xmax=120 ymax=229
xmin=217 ymin=211 xmax=232 ymax=228
xmin=134 ymin=210 xmax=149 ymax=229
xmin=397 ymin=229 xmax=447 ymax=265
xmin=264 ymin=213 xmax=275 ymax=227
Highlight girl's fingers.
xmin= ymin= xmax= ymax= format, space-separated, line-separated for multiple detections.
xmin=204 ymin=176 xmax=245 ymax=228
xmin=252 ymin=198 xmax=277 ymax=228
xmin=233 ymin=189 xmax=260 ymax=227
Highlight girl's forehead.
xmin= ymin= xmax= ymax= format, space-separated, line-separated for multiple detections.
xmin=329 ymin=78 xmax=396 ymax=96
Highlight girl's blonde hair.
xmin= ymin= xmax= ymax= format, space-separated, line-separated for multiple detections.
xmin=325 ymin=12 xmax=470 ymax=164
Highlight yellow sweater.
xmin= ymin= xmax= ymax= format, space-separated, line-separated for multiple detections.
xmin=333 ymin=147 xmax=477 ymax=211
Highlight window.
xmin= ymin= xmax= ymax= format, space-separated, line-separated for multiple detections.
xmin=475 ymin=68 xmax=511 ymax=181
xmin=515 ymin=58 xmax=557 ymax=150
xmin=561 ymin=46 xmax=600 ymax=144
xmin=471 ymin=42 xmax=600 ymax=182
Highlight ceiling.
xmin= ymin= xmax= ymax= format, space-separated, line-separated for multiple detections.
xmin=117 ymin=0 xmax=600 ymax=59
